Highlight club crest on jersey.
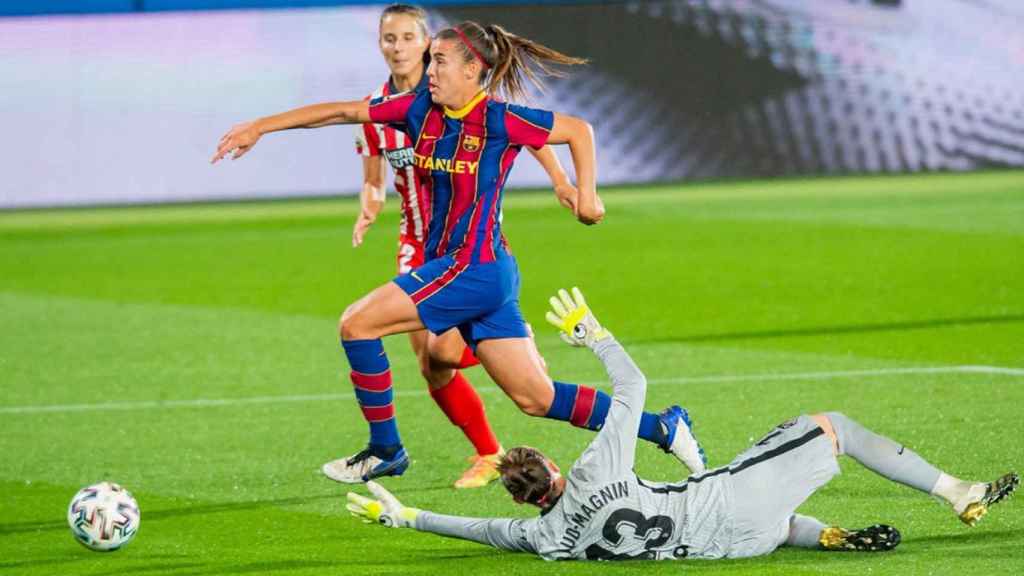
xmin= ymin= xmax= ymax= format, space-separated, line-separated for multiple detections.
xmin=462 ymin=135 xmax=481 ymax=153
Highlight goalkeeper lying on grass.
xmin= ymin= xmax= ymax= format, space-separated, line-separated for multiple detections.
xmin=347 ymin=288 xmax=1018 ymax=560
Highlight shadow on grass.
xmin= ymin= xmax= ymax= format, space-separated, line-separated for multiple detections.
xmin=641 ymin=313 xmax=1024 ymax=344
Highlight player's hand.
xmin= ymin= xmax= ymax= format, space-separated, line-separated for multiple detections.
xmin=211 ymin=121 xmax=262 ymax=164
xmin=553 ymin=181 xmax=579 ymax=215
xmin=346 ymin=481 xmax=419 ymax=528
xmin=352 ymin=209 xmax=376 ymax=247
xmin=545 ymin=287 xmax=611 ymax=348
xmin=576 ymin=194 xmax=605 ymax=226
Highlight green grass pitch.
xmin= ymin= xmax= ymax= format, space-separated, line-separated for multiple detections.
xmin=1 ymin=171 xmax=1022 ymax=575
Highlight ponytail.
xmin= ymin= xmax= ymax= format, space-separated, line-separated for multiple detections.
xmin=438 ymin=21 xmax=587 ymax=101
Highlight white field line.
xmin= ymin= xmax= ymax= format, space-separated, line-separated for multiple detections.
xmin=2 ymin=365 xmax=1021 ymax=416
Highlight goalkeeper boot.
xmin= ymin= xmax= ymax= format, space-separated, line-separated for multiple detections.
xmin=955 ymin=472 xmax=1019 ymax=526
xmin=454 ymin=451 xmax=504 ymax=489
xmin=819 ymin=524 xmax=901 ymax=552
xmin=322 ymin=445 xmax=409 ymax=484
xmin=659 ymin=406 xmax=707 ymax=475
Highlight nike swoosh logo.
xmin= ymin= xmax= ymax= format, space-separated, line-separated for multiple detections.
xmin=411 ymin=271 xmax=424 ymax=282
xmin=422 ymin=135 xmax=438 ymax=140
xmin=898 ymin=446 xmax=905 ymax=455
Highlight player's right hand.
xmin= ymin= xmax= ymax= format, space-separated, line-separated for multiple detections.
xmin=545 ymin=287 xmax=611 ymax=348
xmin=346 ymin=481 xmax=419 ymax=529
xmin=211 ymin=121 xmax=262 ymax=164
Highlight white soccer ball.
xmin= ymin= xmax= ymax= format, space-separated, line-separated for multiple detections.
xmin=67 ymin=481 xmax=140 ymax=551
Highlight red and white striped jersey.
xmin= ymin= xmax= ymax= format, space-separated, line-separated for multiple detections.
xmin=354 ymin=77 xmax=430 ymax=243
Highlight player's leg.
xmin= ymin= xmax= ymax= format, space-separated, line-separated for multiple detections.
xmin=817 ymin=412 xmax=1019 ymax=526
xmin=473 ymin=333 xmax=706 ymax=473
xmin=321 ymin=281 xmax=425 ymax=484
xmin=416 ymin=328 xmax=503 ymax=489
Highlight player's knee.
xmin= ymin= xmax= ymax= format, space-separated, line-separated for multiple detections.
xmin=420 ymin=364 xmax=453 ymax=390
xmin=339 ymin=305 xmax=363 ymax=340
xmin=811 ymin=412 xmax=844 ymax=455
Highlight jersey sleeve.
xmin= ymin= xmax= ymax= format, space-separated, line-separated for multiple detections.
xmin=415 ymin=512 xmax=539 ymax=554
xmin=368 ymin=91 xmax=418 ymax=127
xmin=354 ymin=122 xmax=381 ymax=157
xmin=504 ymin=103 xmax=554 ymax=149
xmin=569 ymin=338 xmax=645 ymax=484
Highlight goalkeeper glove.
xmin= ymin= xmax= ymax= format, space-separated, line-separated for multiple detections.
xmin=545 ymin=287 xmax=611 ymax=348
xmin=346 ymin=481 xmax=420 ymax=528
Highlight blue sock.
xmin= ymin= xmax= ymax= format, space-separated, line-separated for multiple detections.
xmin=548 ymin=381 xmax=666 ymax=447
xmin=342 ymin=339 xmax=401 ymax=456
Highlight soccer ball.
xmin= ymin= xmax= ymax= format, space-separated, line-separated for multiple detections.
xmin=67 ymin=482 xmax=140 ymax=551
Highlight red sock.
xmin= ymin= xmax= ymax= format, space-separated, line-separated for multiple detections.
xmin=457 ymin=346 xmax=480 ymax=369
xmin=430 ymin=371 xmax=500 ymax=456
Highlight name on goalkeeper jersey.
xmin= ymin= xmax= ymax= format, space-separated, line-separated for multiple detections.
xmin=558 ymin=481 xmax=630 ymax=550
xmin=414 ymin=153 xmax=479 ymax=175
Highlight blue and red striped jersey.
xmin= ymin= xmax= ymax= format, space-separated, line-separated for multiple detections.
xmin=369 ymin=90 xmax=553 ymax=265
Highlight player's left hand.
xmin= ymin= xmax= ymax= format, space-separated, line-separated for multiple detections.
xmin=553 ymin=181 xmax=579 ymax=215
xmin=211 ymin=121 xmax=262 ymax=164
xmin=352 ymin=209 xmax=376 ymax=247
xmin=346 ymin=481 xmax=420 ymax=528
xmin=545 ymin=287 xmax=611 ymax=348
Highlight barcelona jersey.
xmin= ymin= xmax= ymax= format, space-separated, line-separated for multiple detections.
xmin=368 ymin=90 xmax=554 ymax=266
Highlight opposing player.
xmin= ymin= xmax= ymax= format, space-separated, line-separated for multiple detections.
xmin=345 ymin=4 xmax=577 ymax=489
xmin=347 ymin=288 xmax=1019 ymax=560
xmin=212 ymin=21 xmax=707 ymax=484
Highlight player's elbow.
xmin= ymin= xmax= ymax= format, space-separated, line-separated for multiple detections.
xmin=567 ymin=117 xmax=594 ymax=145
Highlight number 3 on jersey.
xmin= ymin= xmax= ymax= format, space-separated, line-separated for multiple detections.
xmin=584 ymin=509 xmax=688 ymax=561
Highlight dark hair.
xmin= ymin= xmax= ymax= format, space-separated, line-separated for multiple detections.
xmin=498 ymin=447 xmax=553 ymax=505
xmin=380 ymin=4 xmax=431 ymax=65
xmin=436 ymin=21 xmax=587 ymax=101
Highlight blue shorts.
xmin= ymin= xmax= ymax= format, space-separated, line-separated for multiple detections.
xmin=392 ymin=254 xmax=528 ymax=349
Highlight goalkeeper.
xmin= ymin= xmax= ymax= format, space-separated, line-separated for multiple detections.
xmin=347 ymin=288 xmax=1018 ymax=560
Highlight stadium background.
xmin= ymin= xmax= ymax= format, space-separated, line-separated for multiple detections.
xmin=3 ymin=0 xmax=1023 ymax=208
xmin=2 ymin=2 xmax=1022 ymax=575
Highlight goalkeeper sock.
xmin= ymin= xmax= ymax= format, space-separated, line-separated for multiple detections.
xmin=547 ymin=381 xmax=666 ymax=446
xmin=826 ymin=412 xmax=940 ymax=493
xmin=430 ymin=371 xmax=501 ymax=456
xmin=787 ymin=514 xmax=828 ymax=549
xmin=343 ymin=338 xmax=401 ymax=453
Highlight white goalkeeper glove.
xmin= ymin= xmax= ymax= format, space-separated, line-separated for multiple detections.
xmin=345 ymin=481 xmax=420 ymax=529
xmin=545 ymin=287 xmax=611 ymax=348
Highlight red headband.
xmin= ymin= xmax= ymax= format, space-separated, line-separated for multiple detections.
xmin=453 ymin=27 xmax=490 ymax=70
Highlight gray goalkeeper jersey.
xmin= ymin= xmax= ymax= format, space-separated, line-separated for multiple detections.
xmin=416 ymin=338 xmax=735 ymax=561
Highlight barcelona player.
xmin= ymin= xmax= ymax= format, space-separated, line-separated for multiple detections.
xmin=346 ymin=287 xmax=1019 ymax=561
xmin=212 ymin=21 xmax=707 ymax=483
xmin=349 ymin=5 xmax=575 ymax=489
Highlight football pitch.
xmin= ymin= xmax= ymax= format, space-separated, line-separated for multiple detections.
xmin=1 ymin=171 xmax=1022 ymax=575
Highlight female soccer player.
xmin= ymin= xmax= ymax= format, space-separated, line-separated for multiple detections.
xmin=212 ymin=21 xmax=706 ymax=483
xmin=349 ymin=5 xmax=576 ymax=489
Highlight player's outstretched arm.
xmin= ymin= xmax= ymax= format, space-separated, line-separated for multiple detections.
xmin=546 ymin=113 xmax=604 ymax=225
xmin=211 ymin=100 xmax=371 ymax=163
xmin=346 ymin=482 xmax=538 ymax=553
xmin=546 ymin=288 xmax=645 ymax=479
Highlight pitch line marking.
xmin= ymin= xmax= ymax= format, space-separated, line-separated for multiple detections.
xmin=2 ymin=365 xmax=1021 ymax=415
